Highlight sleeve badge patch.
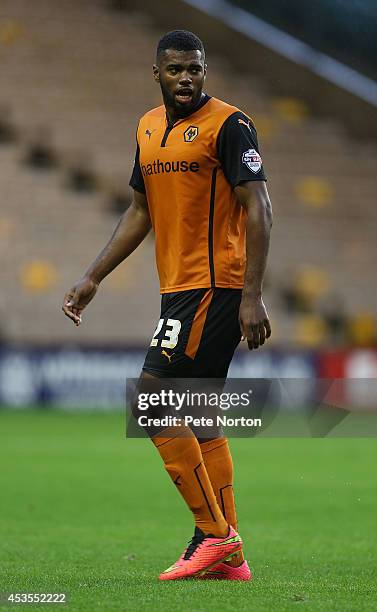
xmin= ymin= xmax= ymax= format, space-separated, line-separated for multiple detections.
xmin=242 ymin=149 xmax=262 ymax=173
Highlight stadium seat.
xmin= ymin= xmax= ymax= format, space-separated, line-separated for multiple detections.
xmin=272 ymin=97 xmax=308 ymax=123
xmin=294 ymin=314 xmax=327 ymax=347
xmin=295 ymin=176 xmax=333 ymax=207
xmin=348 ymin=313 xmax=377 ymax=347
xmin=20 ymin=260 xmax=57 ymax=292
xmin=0 ymin=19 xmax=24 ymax=46
xmin=295 ymin=265 xmax=330 ymax=304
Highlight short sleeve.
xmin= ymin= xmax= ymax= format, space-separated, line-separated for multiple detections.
xmin=217 ymin=111 xmax=267 ymax=187
xmin=129 ymin=143 xmax=146 ymax=194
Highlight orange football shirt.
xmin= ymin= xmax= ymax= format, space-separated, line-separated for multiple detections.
xmin=130 ymin=95 xmax=266 ymax=293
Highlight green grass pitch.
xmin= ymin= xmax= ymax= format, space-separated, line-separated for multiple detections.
xmin=1 ymin=410 xmax=376 ymax=611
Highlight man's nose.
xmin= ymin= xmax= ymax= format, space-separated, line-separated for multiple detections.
xmin=179 ymin=71 xmax=192 ymax=84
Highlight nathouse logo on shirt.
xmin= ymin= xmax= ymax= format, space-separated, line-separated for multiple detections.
xmin=141 ymin=160 xmax=200 ymax=176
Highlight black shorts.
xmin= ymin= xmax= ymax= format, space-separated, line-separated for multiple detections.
xmin=143 ymin=288 xmax=242 ymax=379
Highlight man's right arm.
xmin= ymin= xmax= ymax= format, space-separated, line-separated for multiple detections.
xmin=62 ymin=189 xmax=150 ymax=326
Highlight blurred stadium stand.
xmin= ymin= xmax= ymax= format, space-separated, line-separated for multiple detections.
xmin=0 ymin=0 xmax=376 ymax=353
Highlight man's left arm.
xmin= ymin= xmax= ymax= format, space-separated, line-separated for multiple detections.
xmin=217 ymin=110 xmax=273 ymax=349
xmin=235 ymin=181 xmax=273 ymax=349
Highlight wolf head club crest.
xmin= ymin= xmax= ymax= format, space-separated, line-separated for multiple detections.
xmin=184 ymin=126 xmax=199 ymax=142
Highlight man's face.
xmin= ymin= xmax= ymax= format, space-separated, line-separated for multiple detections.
xmin=153 ymin=49 xmax=207 ymax=117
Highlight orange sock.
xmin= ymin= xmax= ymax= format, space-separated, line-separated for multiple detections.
xmin=153 ymin=425 xmax=228 ymax=537
xmin=200 ymin=437 xmax=245 ymax=566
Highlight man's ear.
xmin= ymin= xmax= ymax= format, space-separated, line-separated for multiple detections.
xmin=203 ymin=63 xmax=208 ymax=80
xmin=153 ymin=64 xmax=160 ymax=83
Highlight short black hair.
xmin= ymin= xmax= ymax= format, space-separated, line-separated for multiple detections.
xmin=156 ymin=30 xmax=205 ymax=62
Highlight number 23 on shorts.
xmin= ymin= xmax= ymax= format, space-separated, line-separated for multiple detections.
xmin=150 ymin=318 xmax=181 ymax=349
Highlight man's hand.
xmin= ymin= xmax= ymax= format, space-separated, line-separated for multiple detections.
xmin=62 ymin=277 xmax=98 ymax=326
xmin=239 ymin=295 xmax=271 ymax=350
